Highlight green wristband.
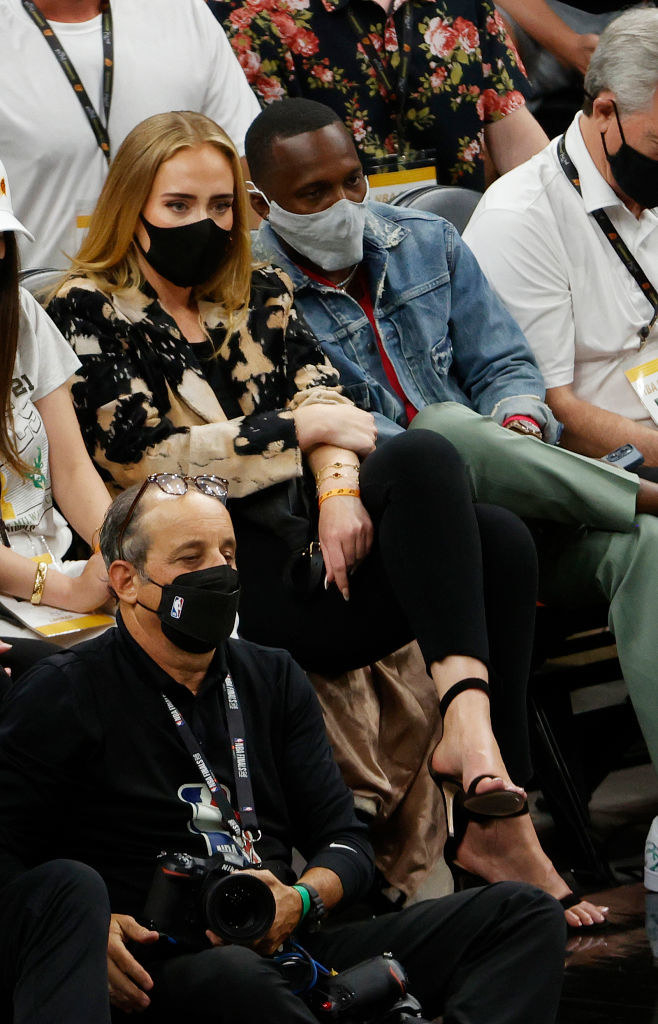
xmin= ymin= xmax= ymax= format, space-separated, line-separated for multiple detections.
xmin=293 ymin=883 xmax=311 ymax=920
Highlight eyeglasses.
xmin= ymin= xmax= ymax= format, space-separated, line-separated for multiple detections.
xmin=116 ymin=473 xmax=229 ymax=560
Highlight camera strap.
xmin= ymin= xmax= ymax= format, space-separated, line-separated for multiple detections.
xmin=162 ymin=671 xmax=260 ymax=865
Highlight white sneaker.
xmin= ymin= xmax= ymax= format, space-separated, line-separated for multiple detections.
xmin=645 ymin=815 xmax=658 ymax=892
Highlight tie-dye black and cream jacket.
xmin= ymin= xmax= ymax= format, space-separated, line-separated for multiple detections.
xmin=47 ymin=265 xmax=352 ymax=497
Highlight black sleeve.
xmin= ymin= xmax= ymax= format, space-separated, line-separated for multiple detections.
xmin=0 ymin=660 xmax=100 ymax=891
xmin=278 ymin=655 xmax=375 ymax=904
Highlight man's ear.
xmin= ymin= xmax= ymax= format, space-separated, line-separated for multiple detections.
xmin=591 ymin=91 xmax=617 ymax=133
xmin=249 ymin=191 xmax=270 ymax=221
xmin=108 ymin=560 xmax=141 ymax=604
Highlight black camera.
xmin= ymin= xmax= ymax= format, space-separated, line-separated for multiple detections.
xmin=143 ymin=851 xmax=275 ymax=948
xmin=306 ymin=953 xmax=431 ymax=1024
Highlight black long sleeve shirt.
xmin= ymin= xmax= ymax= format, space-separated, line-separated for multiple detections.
xmin=0 ymin=617 xmax=374 ymax=916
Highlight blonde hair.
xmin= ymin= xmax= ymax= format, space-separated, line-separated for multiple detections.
xmin=62 ymin=110 xmax=252 ymax=326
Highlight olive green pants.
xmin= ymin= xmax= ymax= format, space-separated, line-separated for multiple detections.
xmin=411 ymin=403 xmax=658 ymax=771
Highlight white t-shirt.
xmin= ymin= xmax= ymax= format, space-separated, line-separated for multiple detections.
xmin=2 ymin=289 xmax=81 ymax=560
xmin=464 ymin=112 xmax=658 ymax=426
xmin=0 ymin=0 xmax=261 ymax=269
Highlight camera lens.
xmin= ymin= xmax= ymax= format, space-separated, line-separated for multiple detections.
xmin=202 ymin=872 xmax=276 ymax=944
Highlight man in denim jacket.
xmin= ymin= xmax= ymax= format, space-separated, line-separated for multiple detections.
xmin=247 ymin=97 xmax=658 ymax=775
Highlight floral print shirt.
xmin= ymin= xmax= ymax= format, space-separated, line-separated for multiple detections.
xmin=209 ymin=0 xmax=531 ymax=189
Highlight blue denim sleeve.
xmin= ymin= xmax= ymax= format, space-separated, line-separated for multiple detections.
xmin=447 ymin=228 xmax=549 ymax=415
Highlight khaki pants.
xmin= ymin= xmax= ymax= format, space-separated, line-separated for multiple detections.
xmin=411 ymin=403 xmax=658 ymax=772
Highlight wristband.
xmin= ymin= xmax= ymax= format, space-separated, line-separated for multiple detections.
xmin=293 ymin=883 xmax=311 ymax=920
xmin=501 ymin=414 xmax=541 ymax=432
xmin=30 ymin=561 xmax=48 ymax=605
xmin=318 ymin=487 xmax=360 ymax=508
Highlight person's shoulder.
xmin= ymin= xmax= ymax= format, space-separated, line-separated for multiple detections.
xmin=366 ymin=201 xmax=454 ymax=262
xmin=3 ymin=628 xmax=120 ymax=710
xmin=251 ymin=263 xmax=294 ymax=298
xmin=49 ymin=276 xmax=111 ymax=310
xmin=225 ymin=637 xmax=310 ymax=696
xmin=474 ymin=142 xmax=563 ymax=219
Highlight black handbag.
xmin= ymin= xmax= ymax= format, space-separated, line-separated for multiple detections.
xmin=230 ymin=475 xmax=325 ymax=595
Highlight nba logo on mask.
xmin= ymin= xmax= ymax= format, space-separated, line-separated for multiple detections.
xmin=171 ymin=596 xmax=184 ymax=619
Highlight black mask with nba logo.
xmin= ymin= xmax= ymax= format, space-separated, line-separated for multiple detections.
xmin=138 ymin=565 xmax=240 ymax=653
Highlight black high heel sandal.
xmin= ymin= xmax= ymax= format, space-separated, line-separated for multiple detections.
xmin=441 ymin=798 xmax=605 ymax=930
xmin=428 ymin=677 xmax=527 ymax=819
xmin=441 ymin=794 xmax=528 ymax=891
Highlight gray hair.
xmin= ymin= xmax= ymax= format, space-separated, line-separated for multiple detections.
xmin=584 ymin=9 xmax=658 ymax=117
xmin=99 ymin=484 xmax=151 ymax=575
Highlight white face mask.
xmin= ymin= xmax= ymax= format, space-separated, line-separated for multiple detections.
xmin=248 ymin=181 xmax=369 ymax=272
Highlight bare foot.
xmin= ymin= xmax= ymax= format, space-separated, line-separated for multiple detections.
xmin=452 ymin=813 xmax=609 ymax=928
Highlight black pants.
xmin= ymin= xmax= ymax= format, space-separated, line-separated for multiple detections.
xmin=0 ymin=859 xmax=111 ymax=1024
xmin=136 ymin=883 xmax=565 ymax=1024
xmin=237 ymin=431 xmax=538 ymax=781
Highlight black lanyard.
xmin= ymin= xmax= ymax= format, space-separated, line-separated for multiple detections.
xmin=22 ymin=0 xmax=113 ymax=163
xmin=558 ymin=134 xmax=658 ymax=344
xmin=347 ymin=3 xmax=414 ymax=142
xmin=162 ymin=671 xmax=260 ymax=864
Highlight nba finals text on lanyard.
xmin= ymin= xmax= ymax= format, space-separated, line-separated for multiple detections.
xmin=162 ymin=672 xmax=261 ymax=866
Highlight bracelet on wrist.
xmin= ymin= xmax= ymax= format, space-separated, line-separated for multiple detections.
xmin=292 ymin=883 xmax=311 ymax=921
xmin=315 ymin=462 xmax=360 ymax=486
xmin=318 ymin=487 xmax=361 ymax=508
xmin=30 ymin=561 xmax=49 ymax=605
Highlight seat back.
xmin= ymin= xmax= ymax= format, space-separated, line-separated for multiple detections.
xmin=397 ymin=185 xmax=483 ymax=235
xmin=19 ymin=268 xmax=61 ymax=304
xmin=389 ymin=184 xmax=436 ymax=207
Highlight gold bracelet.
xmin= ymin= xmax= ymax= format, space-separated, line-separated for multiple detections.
xmin=318 ymin=487 xmax=361 ymax=508
xmin=30 ymin=561 xmax=49 ymax=605
xmin=314 ymin=462 xmax=359 ymax=485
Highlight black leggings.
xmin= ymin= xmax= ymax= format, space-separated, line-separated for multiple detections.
xmin=236 ymin=431 xmax=538 ymax=782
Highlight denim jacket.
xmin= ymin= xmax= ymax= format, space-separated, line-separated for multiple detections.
xmin=254 ymin=201 xmax=561 ymax=445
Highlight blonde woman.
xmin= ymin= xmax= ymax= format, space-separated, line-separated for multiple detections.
xmin=48 ymin=112 xmax=606 ymax=926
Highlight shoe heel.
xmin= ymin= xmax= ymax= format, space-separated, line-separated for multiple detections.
xmin=438 ymin=779 xmax=461 ymax=839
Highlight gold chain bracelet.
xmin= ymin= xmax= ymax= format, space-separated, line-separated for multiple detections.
xmin=314 ymin=461 xmax=359 ymax=485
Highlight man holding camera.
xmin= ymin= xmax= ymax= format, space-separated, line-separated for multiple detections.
xmin=0 ymin=476 xmax=565 ymax=1022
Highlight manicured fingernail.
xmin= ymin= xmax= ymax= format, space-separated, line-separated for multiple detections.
xmin=342 ymin=590 xmax=350 ymax=602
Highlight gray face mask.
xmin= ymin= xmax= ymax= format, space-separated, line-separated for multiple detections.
xmin=249 ymin=181 xmax=369 ymax=272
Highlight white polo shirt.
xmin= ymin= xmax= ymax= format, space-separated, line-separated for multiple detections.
xmin=0 ymin=0 xmax=261 ymax=270
xmin=464 ymin=112 xmax=658 ymax=426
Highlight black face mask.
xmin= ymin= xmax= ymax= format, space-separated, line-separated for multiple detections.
xmin=602 ymin=102 xmax=658 ymax=210
xmin=135 ymin=215 xmax=231 ymax=287
xmin=138 ymin=564 xmax=240 ymax=653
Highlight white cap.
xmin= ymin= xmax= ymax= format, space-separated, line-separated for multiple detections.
xmin=0 ymin=159 xmax=34 ymax=242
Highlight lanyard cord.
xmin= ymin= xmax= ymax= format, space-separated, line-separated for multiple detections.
xmin=162 ymin=671 xmax=260 ymax=864
xmin=22 ymin=0 xmax=113 ymax=162
xmin=347 ymin=4 xmax=414 ymax=147
xmin=557 ymin=134 xmax=658 ymax=345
